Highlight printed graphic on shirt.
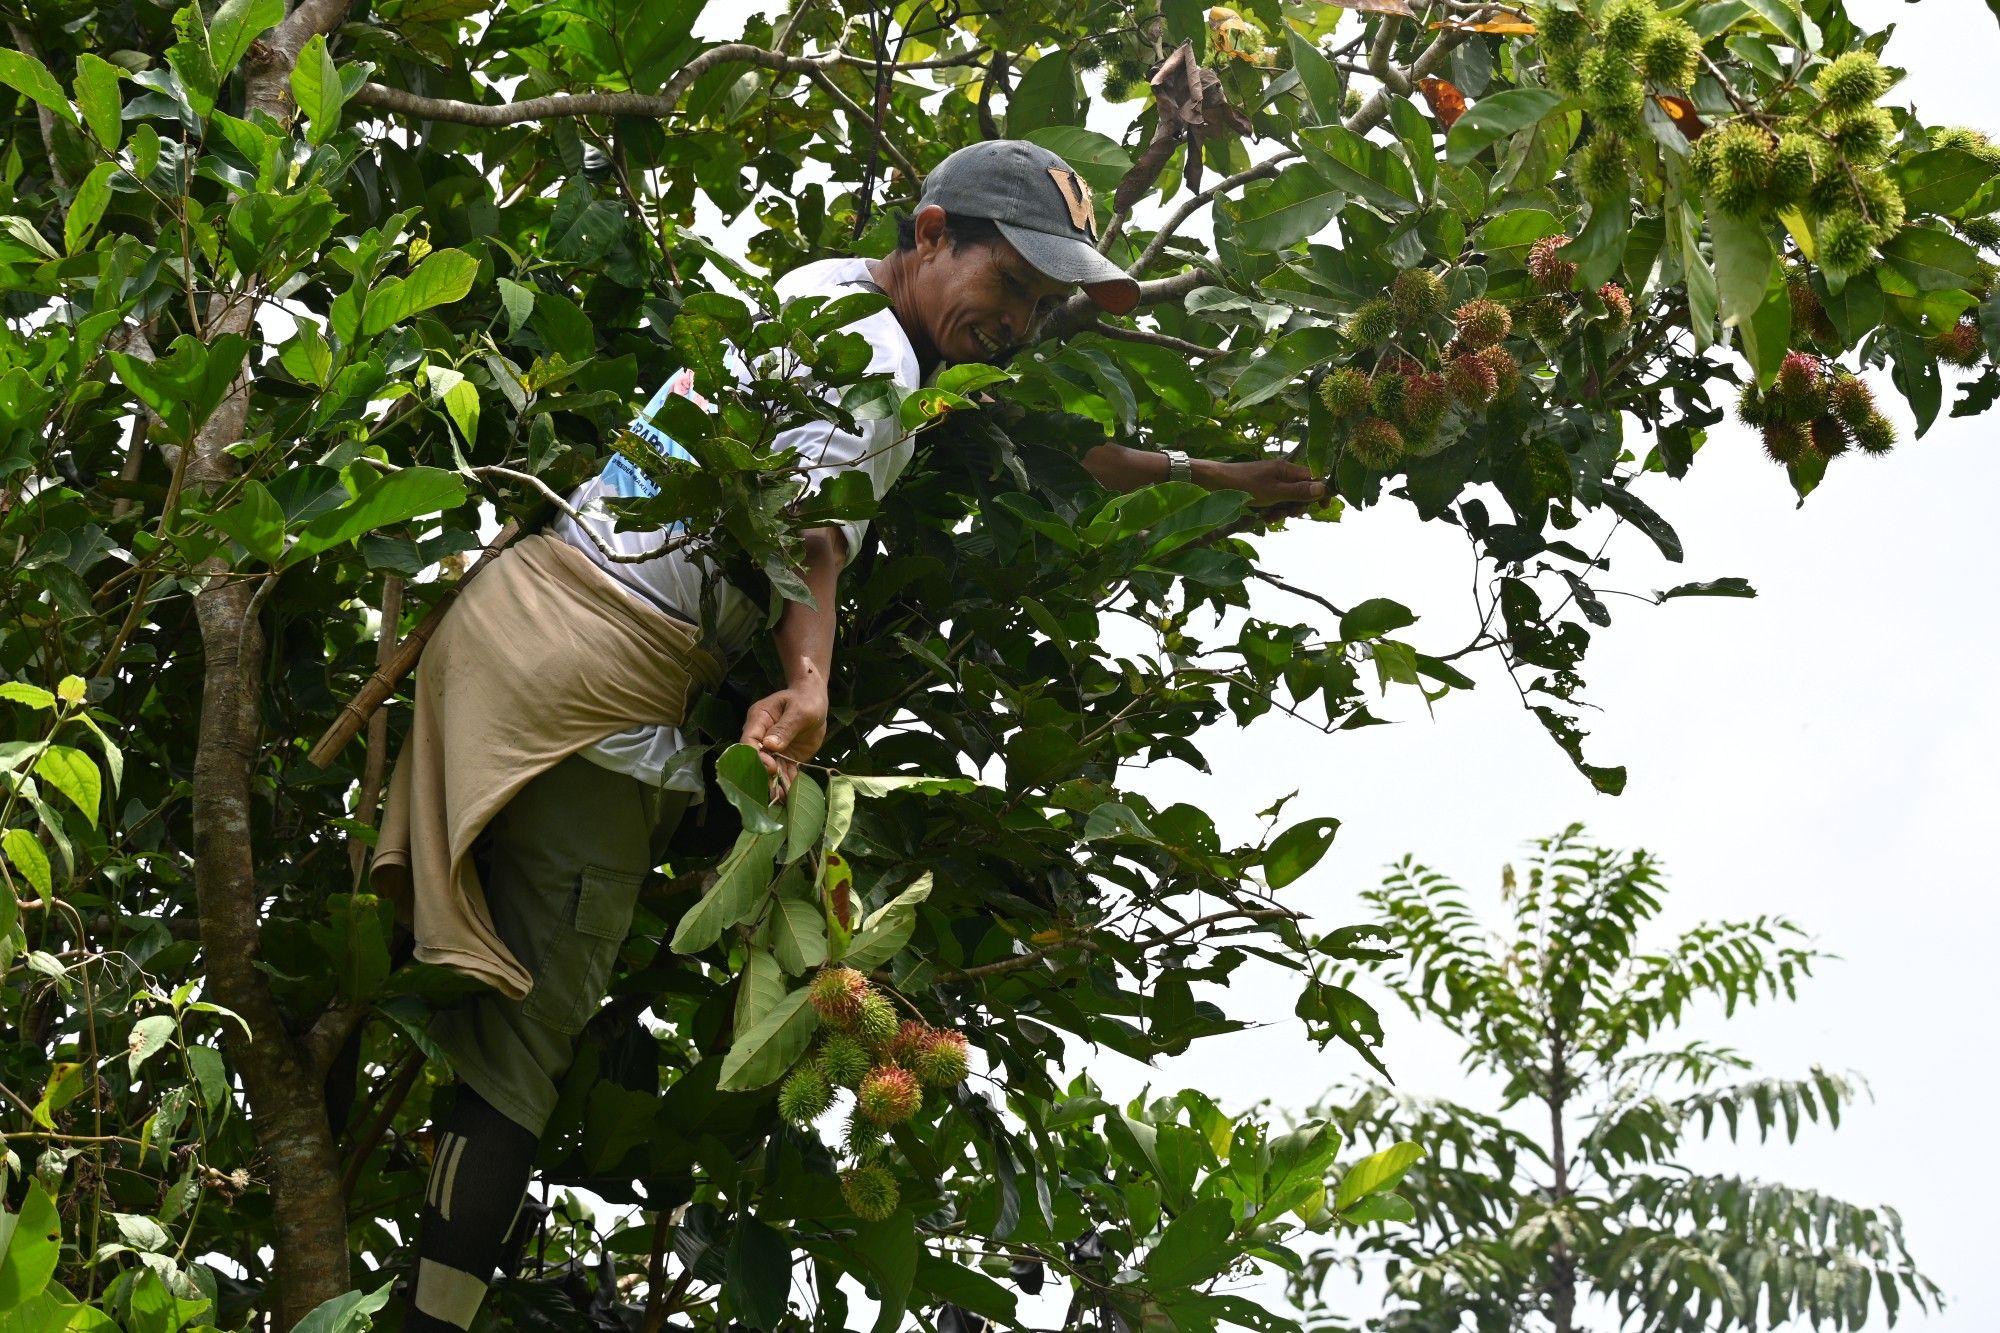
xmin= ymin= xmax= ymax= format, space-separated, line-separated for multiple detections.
xmin=596 ymin=368 xmax=713 ymax=502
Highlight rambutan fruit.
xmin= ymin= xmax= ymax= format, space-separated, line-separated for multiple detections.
xmin=1390 ymin=268 xmax=1448 ymax=329
xmin=1447 ymin=352 xmax=1500 ymax=405
xmin=1851 ymin=412 xmax=1897 ymax=454
xmin=779 ymin=1064 xmax=833 ymax=1125
xmin=1348 ymin=418 xmax=1406 ymax=469
xmin=1641 ymin=18 xmax=1700 ymax=86
xmin=1760 ymin=420 xmax=1810 ymax=465
xmin=818 ymin=1033 xmax=872 ymax=1089
xmin=1346 ymin=298 xmax=1396 ymax=346
xmin=1808 ymin=414 xmax=1852 ymax=458
xmin=1528 ymin=235 xmax=1578 ymax=292
xmin=1601 ymin=0 xmax=1654 ymax=55
xmin=854 ymin=990 xmax=898 ymax=1049
xmin=1828 ymin=374 xmax=1876 ymax=427
xmin=1453 ymin=297 xmax=1513 ymax=348
xmin=1477 ymin=344 xmax=1521 ymax=398
xmin=1816 ymin=208 xmax=1878 ymax=274
xmin=857 ymin=1064 xmax=923 ymax=1124
xmin=1597 ymin=283 xmax=1632 ymax=329
xmin=1830 ymin=107 xmax=1894 ymax=164
xmin=913 ymin=1029 xmax=970 ymax=1089
xmin=841 ymin=1163 xmax=900 ymax=1221
xmin=1319 ymin=366 xmax=1371 ymax=416
xmin=1767 ymin=134 xmax=1819 ymax=208
xmin=809 ymin=966 xmax=869 ymax=1027
xmin=1930 ymin=317 xmax=1982 ymax=367
xmin=1403 ymin=372 xmax=1453 ymax=437
xmin=1370 ymin=371 xmax=1409 ymax=421
xmin=1816 ymin=51 xmax=1888 ymax=114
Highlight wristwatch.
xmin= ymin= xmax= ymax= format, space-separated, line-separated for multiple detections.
xmin=1163 ymin=448 xmax=1193 ymax=483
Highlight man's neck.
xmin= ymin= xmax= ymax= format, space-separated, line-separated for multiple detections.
xmin=866 ymin=253 xmax=941 ymax=377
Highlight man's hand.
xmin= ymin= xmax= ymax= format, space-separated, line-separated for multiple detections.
xmin=1199 ymin=458 xmax=1326 ymax=509
xmin=740 ymin=656 xmax=829 ymax=799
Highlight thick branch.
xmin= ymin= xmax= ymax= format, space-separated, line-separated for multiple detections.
xmin=1044 ymin=268 xmax=1215 ymax=341
xmin=1345 ymin=23 xmax=1468 ymax=135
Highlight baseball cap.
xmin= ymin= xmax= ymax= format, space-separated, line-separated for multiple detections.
xmin=917 ymin=140 xmax=1141 ymax=316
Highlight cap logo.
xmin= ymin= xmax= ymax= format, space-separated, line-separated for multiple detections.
xmin=1046 ymin=167 xmax=1097 ymax=237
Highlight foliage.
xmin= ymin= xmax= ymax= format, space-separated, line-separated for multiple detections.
xmin=1290 ymin=827 xmax=1941 ymax=1333
xmin=0 ymin=0 xmax=1989 ymax=1329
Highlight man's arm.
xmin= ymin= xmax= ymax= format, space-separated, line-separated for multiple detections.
xmin=1082 ymin=443 xmax=1325 ymax=508
xmin=740 ymin=525 xmax=845 ymax=796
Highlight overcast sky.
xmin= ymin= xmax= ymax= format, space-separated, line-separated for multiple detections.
xmin=680 ymin=4 xmax=1996 ymax=1327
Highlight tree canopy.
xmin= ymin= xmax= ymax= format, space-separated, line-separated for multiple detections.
xmin=0 ymin=0 xmax=1992 ymax=1330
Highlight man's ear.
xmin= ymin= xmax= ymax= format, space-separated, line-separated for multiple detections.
xmin=911 ymin=204 xmax=950 ymax=257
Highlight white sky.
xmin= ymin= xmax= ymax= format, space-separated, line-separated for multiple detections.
xmin=653 ymin=3 xmax=1997 ymax=1327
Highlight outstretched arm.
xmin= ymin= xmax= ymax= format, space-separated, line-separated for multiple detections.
xmin=1082 ymin=443 xmax=1325 ymax=508
xmin=740 ymin=525 xmax=845 ymax=797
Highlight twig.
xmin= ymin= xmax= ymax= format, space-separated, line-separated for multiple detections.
xmin=348 ymin=574 xmax=403 ymax=885
xmin=1091 ymin=324 xmax=1223 ymax=360
xmin=1128 ymin=151 xmax=1302 ymax=275
xmin=935 ymin=907 xmax=1301 ymax=982
xmin=1251 ymin=569 xmax=1347 ymax=620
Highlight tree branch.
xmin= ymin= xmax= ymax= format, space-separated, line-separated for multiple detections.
xmin=1128 ymin=151 xmax=1301 ymax=276
xmin=1344 ymin=22 xmax=1469 ymax=135
xmin=935 ymin=907 xmax=1300 ymax=982
xmin=1091 ymin=324 xmax=1223 ymax=360
xmin=1044 ymin=268 xmax=1216 ymax=341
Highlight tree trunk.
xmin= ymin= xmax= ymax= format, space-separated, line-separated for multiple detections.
xmin=180 ymin=5 xmax=358 ymax=1326
xmin=1546 ymin=1026 xmax=1575 ymax=1333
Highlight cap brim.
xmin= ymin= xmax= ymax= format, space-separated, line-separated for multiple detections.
xmin=996 ymin=220 xmax=1141 ymax=316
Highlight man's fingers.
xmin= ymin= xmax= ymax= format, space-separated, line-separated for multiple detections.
xmin=1291 ymin=479 xmax=1327 ymax=500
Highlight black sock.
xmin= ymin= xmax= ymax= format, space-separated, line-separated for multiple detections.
xmin=403 ymin=1083 xmax=538 ymax=1332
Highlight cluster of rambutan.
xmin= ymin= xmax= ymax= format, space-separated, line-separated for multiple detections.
xmin=1515 ymin=234 xmax=1634 ymax=344
xmin=1929 ymin=314 xmax=1986 ymax=369
xmin=1321 ymin=270 xmax=1525 ymax=470
xmin=779 ymin=965 xmax=972 ymax=1222
xmin=1075 ymin=32 xmax=1156 ymax=99
xmin=1537 ymin=0 xmax=1701 ymax=202
xmin=1737 ymin=350 xmax=1896 ymax=465
xmin=1687 ymin=50 xmax=1908 ymax=278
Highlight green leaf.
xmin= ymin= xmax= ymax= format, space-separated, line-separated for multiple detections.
xmin=288 ymin=467 xmax=468 ymax=563
xmin=34 ymin=747 xmax=100 ymax=828
xmin=289 ymin=34 xmax=345 ymax=145
xmin=717 ymin=743 xmax=782 ymax=833
xmin=1286 ymin=28 xmax=1343 ymax=127
xmin=1266 ymin=817 xmax=1339 ymax=889
xmin=72 ymin=55 xmax=124 ymax=151
xmin=1339 ymin=597 xmax=1415 ymax=641
xmin=1445 ymin=87 xmax=1563 ymax=166
xmin=289 ymin=1283 xmax=395 ymax=1333
xmin=1145 ymin=1196 xmax=1235 ymax=1288
xmin=915 ymin=1254 xmax=1019 ymax=1322
xmin=2 ymin=828 xmax=51 ymax=900
xmin=205 ymin=478 xmax=286 ymax=564
xmin=1710 ymin=208 xmax=1776 ymax=327
xmin=671 ymin=830 xmax=783 ymax=954
xmin=1023 ymin=127 xmax=1131 ymax=193
xmin=733 ymin=946 xmax=786 ymax=1034
xmin=1890 ymin=149 xmax=1993 ymax=217
xmin=363 ymin=249 xmax=479 ymax=334
xmin=280 ymin=324 xmax=332 ymax=388
xmin=715 ymin=986 xmax=818 ymax=1091
xmin=1339 ymin=1191 xmax=1415 ymax=1224
xmin=1601 ymin=483 xmax=1684 ymax=562
xmin=495 ymin=277 xmax=536 ymax=339
xmin=0 ymin=1183 xmax=63 ymax=1312
xmin=841 ymin=873 xmax=932 ymax=971
xmin=63 ymin=162 xmax=117 ymax=255
xmin=440 ymin=377 xmax=479 ymax=446
xmin=1231 ymin=163 xmax=1343 ymax=253
xmin=769 ymin=897 xmax=828 ymax=975
xmin=1301 ymin=125 xmax=1419 ymax=213
xmin=1570 ymin=200 xmax=1630 ymax=290
xmin=125 ymin=1013 xmax=176 ymax=1075
xmin=783 ymin=773 xmax=825 ymax=863
xmin=1738 ymin=268 xmax=1792 ymax=387
xmin=1008 ymin=51 xmax=1077 ymax=135
xmin=723 ymin=1217 xmax=792 ymax=1331
xmin=1480 ymin=208 xmax=1562 ymax=264
xmin=1880 ymin=227 xmax=1980 ymax=292
xmin=0 ymin=49 xmax=78 ymax=128
xmin=1231 ymin=326 xmax=1344 ymax=408
xmin=0 ymin=683 xmax=55 ymax=711
xmin=208 ymin=0 xmax=284 ymax=78
xmin=1657 ymin=577 xmax=1756 ymax=600
xmin=853 ymin=1215 xmax=919 ymax=1333
xmin=1333 ymin=1141 xmax=1424 ymax=1211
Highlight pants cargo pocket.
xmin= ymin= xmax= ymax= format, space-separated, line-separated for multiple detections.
xmin=521 ymin=864 xmax=644 ymax=1035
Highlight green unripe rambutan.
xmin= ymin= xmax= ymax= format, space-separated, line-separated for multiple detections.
xmin=1686 ymin=132 xmax=1724 ymax=193
xmin=1576 ymin=134 xmax=1630 ymax=201
xmin=1930 ymin=317 xmax=1982 ymax=367
xmin=1641 ymin=18 xmax=1700 ymax=87
xmin=1073 ymin=43 xmax=1105 ymax=71
xmin=809 ymin=966 xmax=869 ymax=1027
xmin=912 ymin=1029 xmax=970 ymax=1089
xmin=1319 ymin=366 xmax=1372 ymax=416
xmin=1828 ymin=373 xmax=1876 ymax=427
xmin=1102 ymin=74 xmax=1133 ymax=100
xmin=1850 ymin=169 xmax=1905 ymax=240
xmin=1830 ymin=107 xmax=1895 ymax=164
xmin=1347 ymin=298 xmax=1396 ymax=345
xmin=1593 ymin=79 xmax=1648 ymax=138
xmin=1601 ymin=0 xmax=1655 ymax=56
xmin=1577 ymin=50 xmax=1625 ymax=102
xmin=1934 ymin=126 xmax=2000 ymax=166
xmin=1961 ymin=215 xmax=2000 ymax=250
xmin=1528 ymin=235 xmax=1578 ymax=292
xmin=1348 ymin=417 xmax=1405 ymax=469
xmin=1110 ymin=55 xmax=1149 ymax=84
xmin=1808 ymin=414 xmax=1852 ymax=458
xmin=1766 ymin=134 xmax=1818 ymax=208
xmin=1447 ymin=353 xmax=1499 ymax=405
xmin=1402 ymin=372 xmax=1452 ymax=437
xmin=1390 ymin=268 xmax=1448 ymax=328
xmin=843 ymin=1111 xmax=886 ymax=1159
xmin=1343 ymin=88 xmax=1365 ymax=117
xmin=818 ymin=1032 xmax=872 ymax=1088
xmin=1524 ymin=295 xmax=1570 ymax=343
xmin=1816 ymin=208 xmax=1877 ymax=273
xmin=840 ymin=1163 xmax=900 ymax=1221
xmin=1452 ymin=297 xmax=1512 ymax=348
xmin=1737 ymin=382 xmax=1770 ymax=428
xmin=1816 ymin=51 xmax=1888 ymax=114
xmin=1370 ymin=371 xmax=1409 ymax=421
xmin=1478 ymin=344 xmax=1521 ymax=398
xmin=1547 ymin=48 xmax=1585 ymax=97
xmin=1711 ymin=122 xmax=1774 ymax=215
xmin=1851 ymin=411 xmax=1896 ymax=454
xmin=1534 ymin=2 xmax=1590 ymax=53
xmin=779 ymin=1064 xmax=833 ymax=1125
xmin=1760 ymin=420 xmax=1809 ymax=465
xmin=857 ymin=1064 xmax=922 ymax=1123
xmin=854 ymin=989 xmax=898 ymax=1049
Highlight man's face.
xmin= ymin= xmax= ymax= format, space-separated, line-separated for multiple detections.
xmin=909 ymin=209 xmax=1074 ymax=365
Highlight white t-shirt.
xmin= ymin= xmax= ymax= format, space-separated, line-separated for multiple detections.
xmin=553 ymin=257 xmax=922 ymax=789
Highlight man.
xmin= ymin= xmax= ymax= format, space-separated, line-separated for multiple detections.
xmin=381 ymin=138 xmax=1322 ymax=1333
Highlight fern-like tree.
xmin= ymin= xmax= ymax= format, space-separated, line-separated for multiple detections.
xmin=1289 ymin=826 xmax=1939 ymax=1333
